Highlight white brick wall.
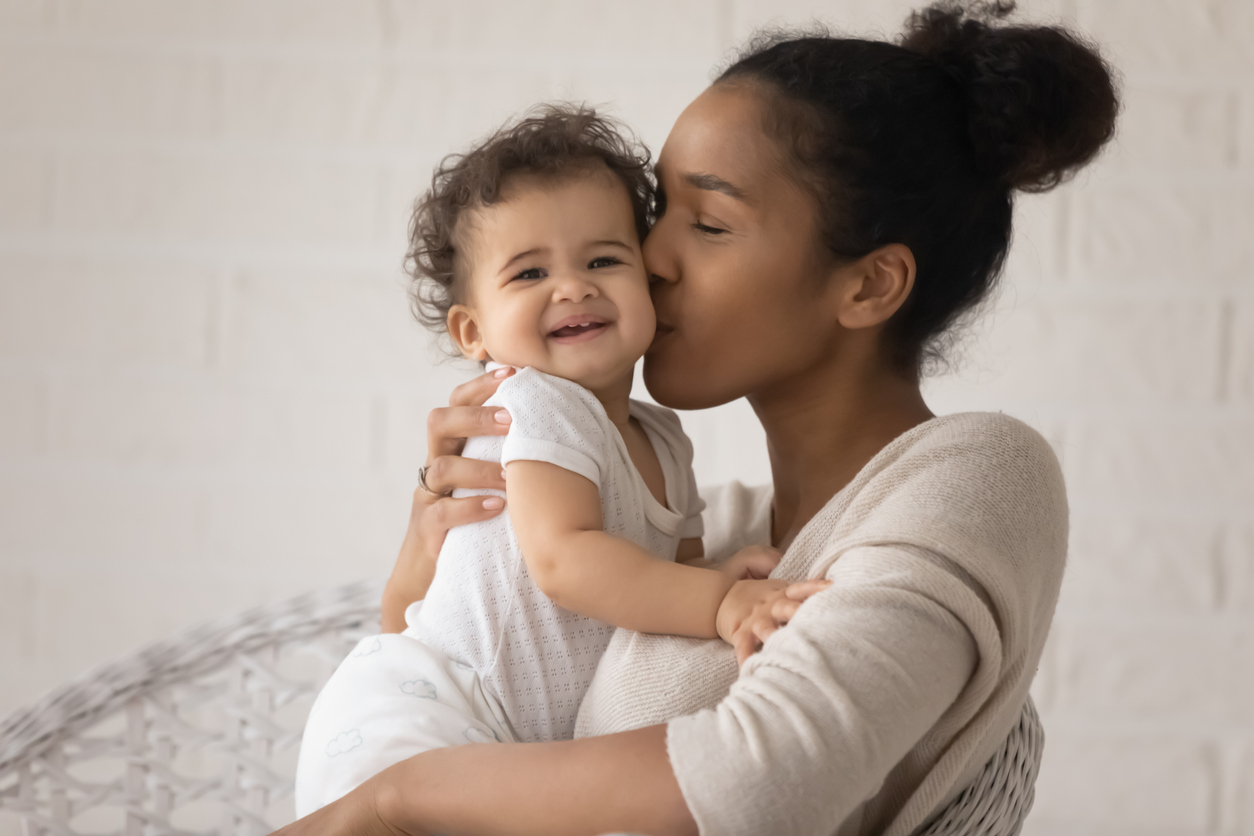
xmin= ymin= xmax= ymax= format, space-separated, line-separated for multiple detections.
xmin=0 ymin=1 xmax=1250 ymax=832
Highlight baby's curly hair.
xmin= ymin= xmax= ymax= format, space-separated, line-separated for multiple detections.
xmin=405 ymin=104 xmax=655 ymax=338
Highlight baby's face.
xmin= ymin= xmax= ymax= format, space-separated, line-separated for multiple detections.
xmin=449 ymin=168 xmax=655 ymax=393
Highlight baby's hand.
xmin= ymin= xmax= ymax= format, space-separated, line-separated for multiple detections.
xmin=717 ymin=578 xmax=833 ymax=666
xmin=717 ymin=545 xmax=782 ymax=583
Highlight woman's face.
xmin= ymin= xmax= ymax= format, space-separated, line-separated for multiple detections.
xmin=642 ymin=82 xmax=840 ymax=410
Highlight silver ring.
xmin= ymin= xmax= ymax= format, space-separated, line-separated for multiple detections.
xmin=417 ymin=464 xmax=444 ymax=497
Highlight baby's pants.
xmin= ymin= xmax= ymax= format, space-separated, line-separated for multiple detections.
xmin=294 ymin=632 xmax=514 ymax=817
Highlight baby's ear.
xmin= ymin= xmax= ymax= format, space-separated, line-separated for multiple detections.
xmin=447 ymin=305 xmax=489 ymax=361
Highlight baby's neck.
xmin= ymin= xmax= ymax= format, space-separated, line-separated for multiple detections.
xmin=581 ymin=371 xmax=636 ymax=432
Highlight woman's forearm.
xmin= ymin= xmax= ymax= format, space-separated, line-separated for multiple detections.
xmin=378 ymin=725 xmax=697 ymax=836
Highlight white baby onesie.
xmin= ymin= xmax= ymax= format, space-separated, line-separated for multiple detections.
xmin=295 ymin=367 xmax=703 ymax=815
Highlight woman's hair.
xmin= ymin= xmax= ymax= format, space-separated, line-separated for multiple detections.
xmin=406 ymin=104 xmax=654 ymax=335
xmin=718 ymin=0 xmax=1119 ymax=373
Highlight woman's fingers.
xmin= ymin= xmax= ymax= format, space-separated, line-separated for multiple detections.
xmin=426 ymin=405 xmax=512 ymax=460
xmin=449 ymin=365 xmax=515 ymax=407
xmin=785 ymin=579 xmax=833 ymax=601
xmin=422 ymin=455 xmax=508 ymax=496
xmin=422 ymin=494 xmax=507 ymax=543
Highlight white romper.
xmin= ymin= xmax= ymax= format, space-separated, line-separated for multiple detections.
xmin=294 ymin=367 xmax=704 ymax=815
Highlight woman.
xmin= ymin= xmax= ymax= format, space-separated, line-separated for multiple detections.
xmin=278 ymin=3 xmax=1118 ymax=834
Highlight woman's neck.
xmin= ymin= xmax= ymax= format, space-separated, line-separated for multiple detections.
xmin=749 ymin=348 xmax=933 ymax=552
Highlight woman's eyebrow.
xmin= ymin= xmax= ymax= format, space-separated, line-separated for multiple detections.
xmin=683 ymin=172 xmax=749 ymax=202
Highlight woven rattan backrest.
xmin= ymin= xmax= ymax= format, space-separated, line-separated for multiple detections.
xmin=0 ymin=580 xmax=1042 ymax=836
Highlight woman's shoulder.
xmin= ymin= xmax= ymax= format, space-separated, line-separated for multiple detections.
xmin=818 ymin=411 xmax=1069 ymax=592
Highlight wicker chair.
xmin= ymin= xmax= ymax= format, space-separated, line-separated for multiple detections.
xmin=0 ymin=581 xmax=1043 ymax=836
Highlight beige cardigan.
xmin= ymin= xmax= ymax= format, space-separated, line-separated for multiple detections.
xmin=574 ymin=412 xmax=1068 ymax=836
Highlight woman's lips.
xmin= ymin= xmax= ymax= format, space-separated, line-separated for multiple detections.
xmin=649 ymin=321 xmax=675 ymax=349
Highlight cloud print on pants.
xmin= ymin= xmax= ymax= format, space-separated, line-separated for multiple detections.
xmin=325 ymin=729 xmax=363 ymax=756
xmin=351 ymin=638 xmax=382 ymax=658
xmin=400 ymin=679 xmax=437 ymax=699
xmin=463 ymin=726 xmax=498 ymax=744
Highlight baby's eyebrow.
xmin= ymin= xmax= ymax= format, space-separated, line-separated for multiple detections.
xmin=499 ymin=247 xmax=544 ymax=275
xmin=590 ymin=239 xmax=633 ymax=251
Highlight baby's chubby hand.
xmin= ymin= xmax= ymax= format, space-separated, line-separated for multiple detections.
xmin=717 ymin=578 xmax=834 ymax=665
xmin=717 ymin=544 xmax=782 ymax=583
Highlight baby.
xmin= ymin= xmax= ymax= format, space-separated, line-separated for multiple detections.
xmin=295 ymin=105 xmax=779 ymax=814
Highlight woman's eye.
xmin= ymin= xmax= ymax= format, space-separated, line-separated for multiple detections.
xmin=693 ymin=222 xmax=727 ymax=236
xmin=588 ymin=256 xmax=621 ymax=269
xmin=513 ymin=267 xmax=545 ymax=281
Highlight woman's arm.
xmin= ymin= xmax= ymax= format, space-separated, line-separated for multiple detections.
xmin=507 ymin=459 xmax=779 ymax=638
xmin=380 ymin=367 xmax=516 ymax=633
xmin=273 ymin=726 xmax=696 ymax=836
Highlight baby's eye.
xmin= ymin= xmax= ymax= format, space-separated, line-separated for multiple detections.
xmin=513 ymin=267 xmax=545 ymax=281
xmin=588 ymin=256 xmax=621 ymax=269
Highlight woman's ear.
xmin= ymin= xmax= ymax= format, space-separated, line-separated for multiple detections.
xmin=447 ymin=304 xmax=490 ymax=361
xmin=835 ymin=244 xmax=916 ymax=330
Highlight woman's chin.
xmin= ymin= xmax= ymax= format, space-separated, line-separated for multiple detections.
xmin=643 ymin=354 xmax=737 ymax=411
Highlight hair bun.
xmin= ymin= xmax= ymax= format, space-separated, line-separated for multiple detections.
xmin=901 ymin=0 xmax=1119 ymax=192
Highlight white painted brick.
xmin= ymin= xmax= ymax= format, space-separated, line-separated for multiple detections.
xmin=386 ymin=0 xmax=723 ymax=60
xmin=1224 ymin=525 xmax=1254 ymax=612
xmin=0 ymin=477 xmax=203 ymax=561
xmin=0 ymin=0 xmax=51 ymax=31
xmin=50 ymin=378 xmax=375 ymax=471
xmin=202 ymin=479 xmax=401 ymax=584
xmin=0 ymin=256 xmax=212 ymax=365
xmin=1068 ymin=416 xmax=1254 ymax=509
xmin=0 ymin=146 xmax=50 ymax=233
xmin=1241 ymin=94 xmax=1254 ymax=171
xmin=1231 ymin=301 xmax=1254 ymax=403
xmin=1080 ymin=0 xmax=1254 ymax=74
xmin=1002 ymin=190 xmax=1065 ymax=286
xmin=1235 ymin=744 xmax=1254 ymax=833
xmin=949 ymin=295 xmax=1222 ymax=405
xmin=32 ymin=568 xmax=282 ymax=688
xmin=0 ymin=570 xmax=35 ymax=664
xmin=0 ymin=376 xmax=46 ymax=456
xmin=221 ymin=266 xmax=434 ymax=384
xmin=1061 ymin=516 xmax=1223 ymax=613
xmin=53 ymin=149 xmax=383 ymax=246
xmin=221 ymin=56 xmax=555 ymax=150
xmin=56 ymin=0 xmax=382 ymax=46
xmin=731 ymin=0 xmax=924 ymax=44
xmin=0 ymin=45 xmax=217 ymax=136
xmin=1053 ymin=617 xmax=1254 ymax=722
xmin=1108 ymin=85 xmax=1237 ymax=171
xmin=551 ymin=65 xmax=723 ymax=156
xmin=1028 ymin=730 xmax=1214 ymax=833
xmin=1074 ymin=184 xmax=1254 ymax=283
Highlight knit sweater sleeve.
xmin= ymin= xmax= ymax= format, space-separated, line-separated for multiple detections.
xmin=666 ymin=545 xmax=982 ymax=836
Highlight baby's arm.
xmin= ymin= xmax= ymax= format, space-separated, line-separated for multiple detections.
xmin=507 ymin=460 xmax=771 ymax=639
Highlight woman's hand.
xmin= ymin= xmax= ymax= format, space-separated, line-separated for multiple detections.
xmin=381 ymin=366 xmax=516 ymax=632
xmin=717 ymin=578 xmax=833 ymax=665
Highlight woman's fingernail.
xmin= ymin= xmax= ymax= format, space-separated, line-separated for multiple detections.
xmin=494 ymin=409 xmax=511 ymax=424
xmin=483 ymin=497 xmax=504 ymax=510
xmin=500 ymin=469 xmax=507 ymax=480
xmin=493 ymin=367 xmax=511 ymax=378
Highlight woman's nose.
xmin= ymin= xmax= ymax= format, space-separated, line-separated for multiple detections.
xmin=642 ymin=218 xmax=679 ymax=286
